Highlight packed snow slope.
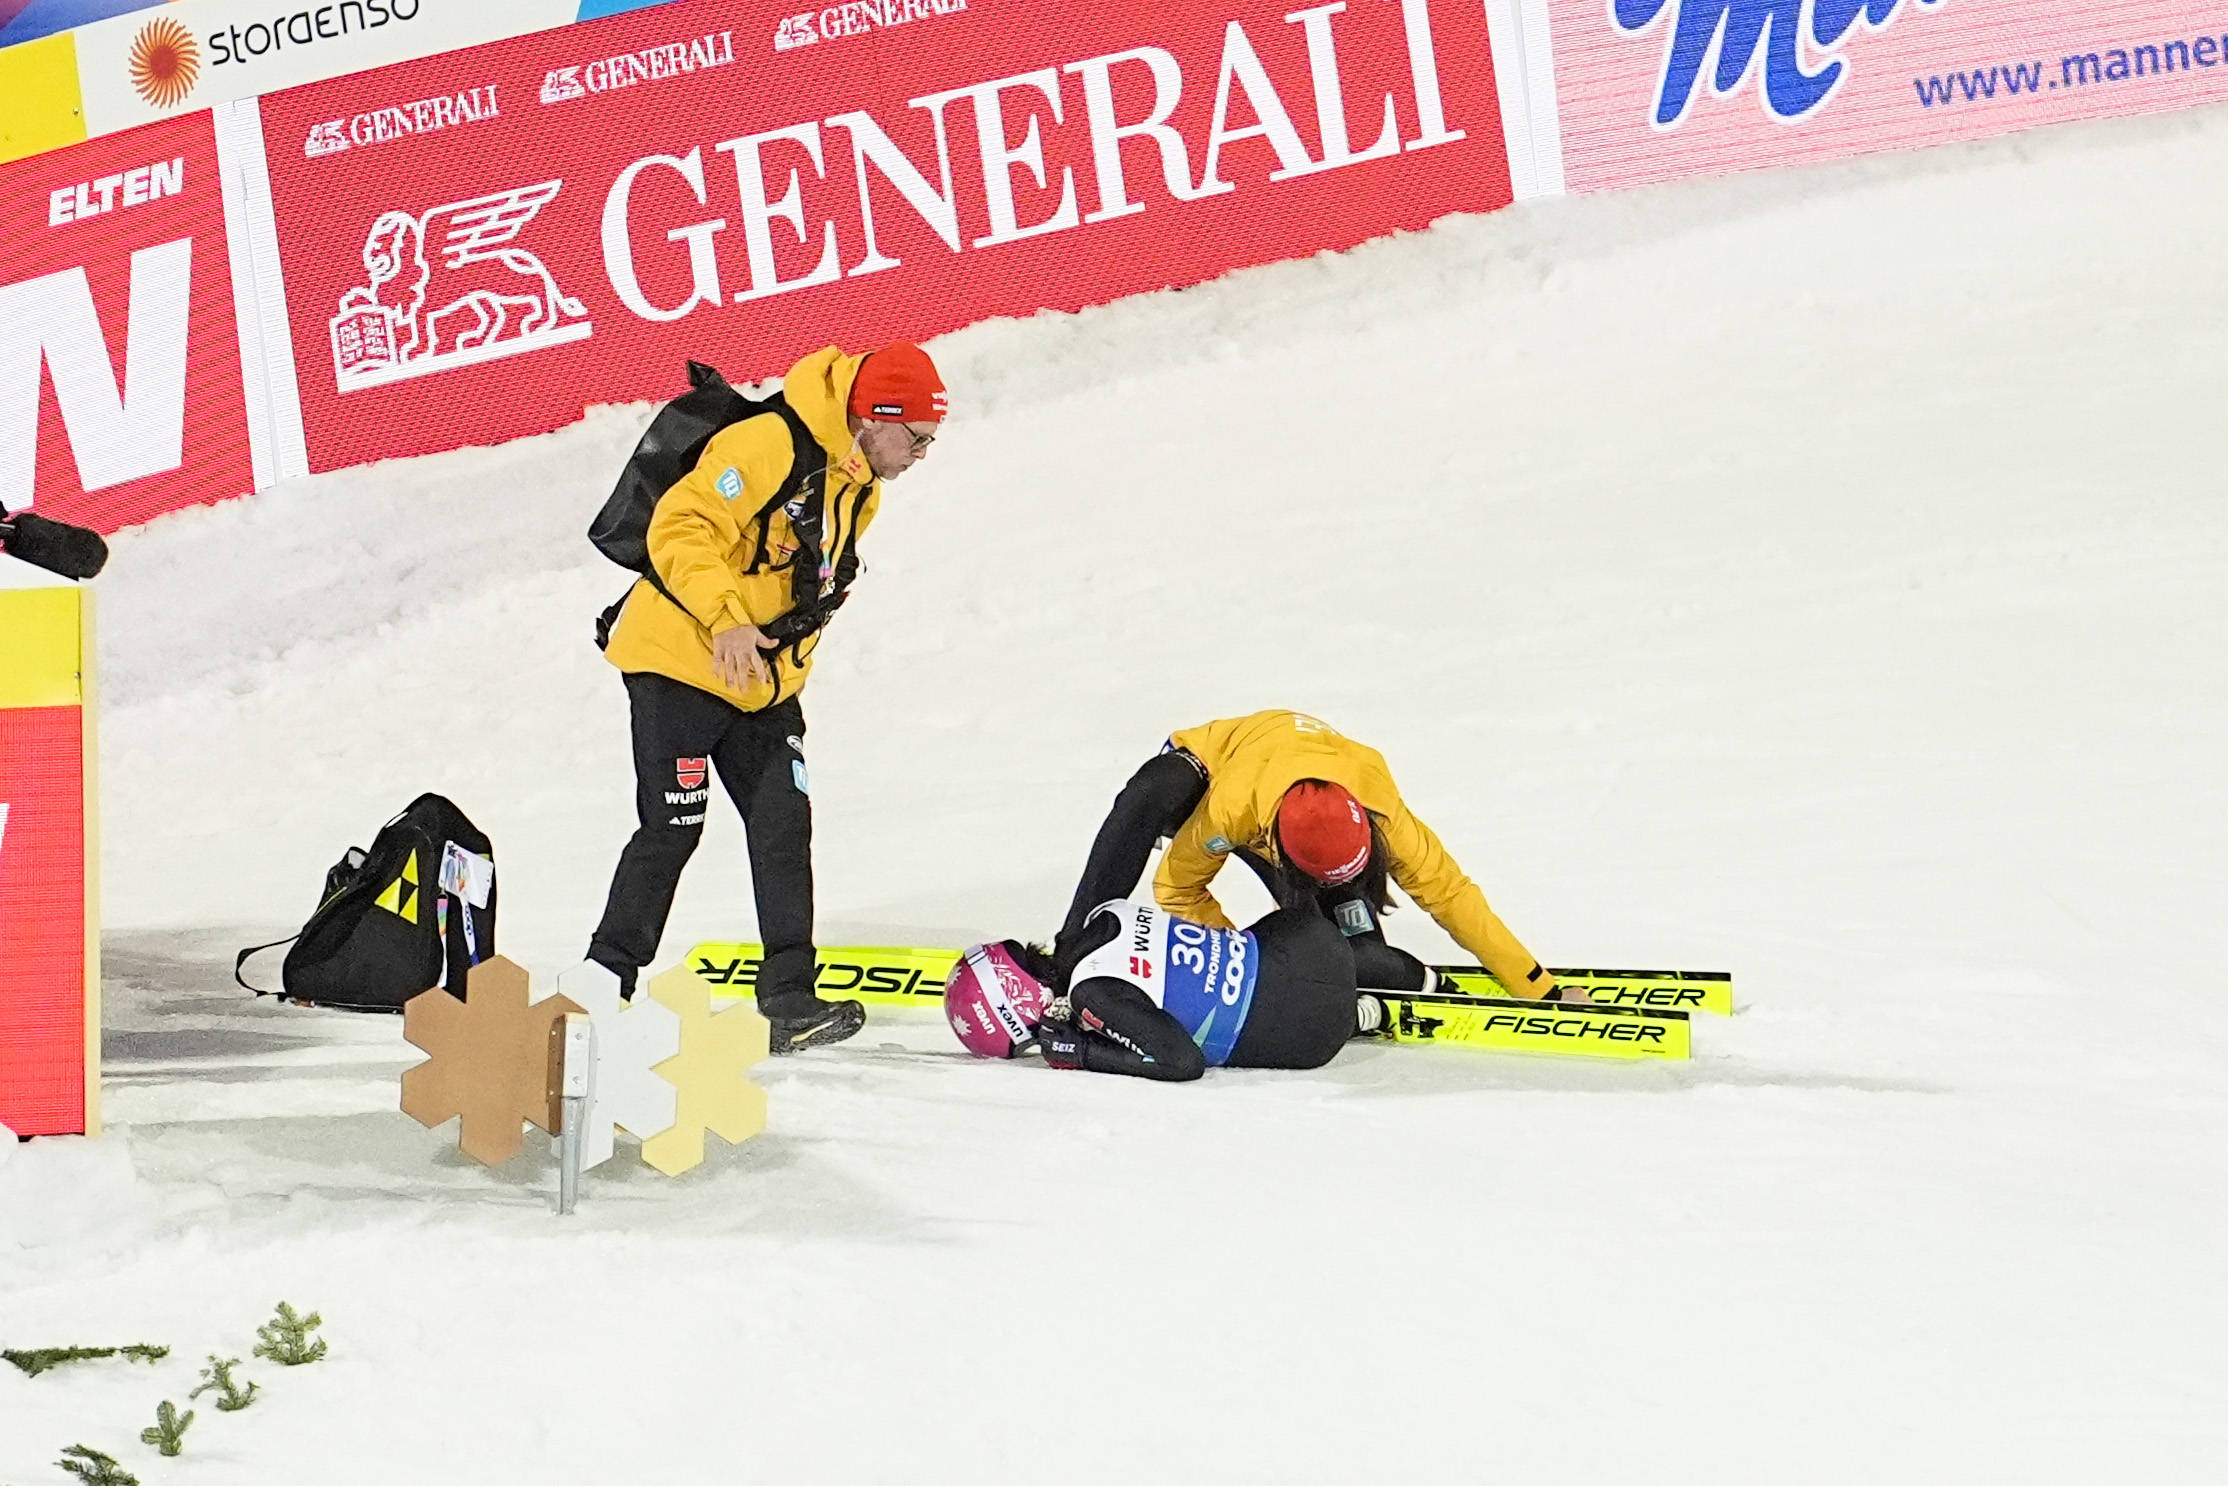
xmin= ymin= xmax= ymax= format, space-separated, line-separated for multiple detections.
xmin=9 ymin=105 xmax=2228 ymax=1483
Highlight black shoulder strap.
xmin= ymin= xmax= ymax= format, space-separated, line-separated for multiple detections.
xmin=744 ymin=399 xmax=829 ymax=576
xmin=235 ymin=935 xmax=299 ymax=995
xmin=638 ymin=398 xmax=826 ymax=629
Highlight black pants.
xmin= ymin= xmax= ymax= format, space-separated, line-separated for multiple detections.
xmin=1068 ymin=909 xmax=1362 ymax=1082
xmin=1053 ymin=749 xmax=1429 ymax=995
xmin=589 ymin=674 xmax=816 ymax=1004
xmin=1053 ymin=750 xmax=1206 ymax=979
xmin=1229 ymin=849 xmax=1429 ymax=994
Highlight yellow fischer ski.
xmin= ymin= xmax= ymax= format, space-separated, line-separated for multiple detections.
xmin=689 ymin=943 xmax=958 ymax=1004
xmin=1368 ymin=991 xmax=1690 ymax=1061
xmin=686 ymin=945 xmax=1733 ymax=1025
xmin=1435 ymin=966 xmax=1733 ymax=1015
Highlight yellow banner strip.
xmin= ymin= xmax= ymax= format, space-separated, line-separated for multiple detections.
xmin=0 ymin=587 xmax=87 ymax=709
xmin=0 ymin=32 xmax=88 ymax=165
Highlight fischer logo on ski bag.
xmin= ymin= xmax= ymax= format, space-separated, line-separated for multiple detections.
xmin=234 ymin=794 xmax=498 ymax=1011
xmin=587 ymin=359 xmax=853 ymax=661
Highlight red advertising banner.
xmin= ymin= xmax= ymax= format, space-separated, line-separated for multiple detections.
xmin=0 ymin=111 xmax=255 ymax=533
xmin=0 ymin=694 xmax=91 ymax=1140
xmin=254 ymin=0 xmax=1511 ymax=472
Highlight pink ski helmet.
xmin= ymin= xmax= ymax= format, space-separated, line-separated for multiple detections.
xmin=944 ymin=942 xmax=1051 ymax=1058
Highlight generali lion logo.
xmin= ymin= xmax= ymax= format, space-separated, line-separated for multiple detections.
xmin=327 ymin=180 xmax=592 ymax=393
xmin=128 ymin=17 xmax=202 ymax=109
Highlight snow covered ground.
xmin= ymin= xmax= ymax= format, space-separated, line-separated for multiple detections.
xmin=8 ymin=101 xmax=2228 ymax=1482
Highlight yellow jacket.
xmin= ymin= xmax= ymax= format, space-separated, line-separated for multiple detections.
xmin=602 ymin=347 xmax=881 ymax=710
xmin=1155 ymin=711 xmax=1556 ymax=997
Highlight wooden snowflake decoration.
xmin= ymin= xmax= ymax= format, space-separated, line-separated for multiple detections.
xmin=400 ymin=958 xmax=581 ymax=1166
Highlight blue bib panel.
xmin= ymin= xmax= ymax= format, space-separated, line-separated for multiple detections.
xmin=1073 ymin=900 xmax=1261 ymax=1067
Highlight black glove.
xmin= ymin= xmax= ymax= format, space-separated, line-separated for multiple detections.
xmin=999 ymin=939 xmax=1058 ymax=987
xmin=1036 ymin=1003 xmax=1087 ymax=1070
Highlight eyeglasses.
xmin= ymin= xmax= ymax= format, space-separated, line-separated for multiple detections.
xmin=901 ymin=423 xmax=938 ymax=453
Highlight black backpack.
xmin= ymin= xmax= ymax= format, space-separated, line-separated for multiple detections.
xmin=587 ymin=360 xmax=858 ymax=662
xmin=235 ymin=794 xmax=497 ymax=1012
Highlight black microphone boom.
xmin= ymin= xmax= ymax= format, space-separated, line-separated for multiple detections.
xmin=0 ymin=509 xmax=109 ymax=581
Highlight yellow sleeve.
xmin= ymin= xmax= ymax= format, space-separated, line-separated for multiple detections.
xmin=1380 ymin=807 xmax=1557 ymax=998
xmin=1153 ymin=810 xmax=1237 ymax=931
xmin=645 ymin=414 xmax=797 ymax=634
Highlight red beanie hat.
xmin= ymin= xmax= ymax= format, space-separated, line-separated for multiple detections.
xmin=848 ymin=342 xmax=947 ymax=424
xmin=1276 ymin=781 xmax=1372 ymax=885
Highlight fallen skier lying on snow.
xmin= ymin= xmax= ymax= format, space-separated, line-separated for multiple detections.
xmin=945 ymin=899 xmax=1392 ymax=1082
xmin=1043 ymin=710 xmax=1578 ymax=1005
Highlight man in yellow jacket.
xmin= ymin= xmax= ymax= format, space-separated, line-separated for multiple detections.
xmin=1049 ymin=710 xmax=1577 ymax=1003
xmin=588 ymin=342 xmax=946 ymax=1052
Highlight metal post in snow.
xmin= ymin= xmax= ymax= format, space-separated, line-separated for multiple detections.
xmin=556 ymin=1013 xmax=595 ymax=1216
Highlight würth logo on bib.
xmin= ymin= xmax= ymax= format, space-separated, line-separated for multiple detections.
xmin=327 ymin=180 xmax=592 ymax=393
xmin=675 ymin=757 xmax=708 ymax=790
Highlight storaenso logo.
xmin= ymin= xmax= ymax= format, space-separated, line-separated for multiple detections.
xmin=1611 ymin=0 xmax=1948 ymax=127
xmin=128 ymin=18 xmax=202 ymax=108
xmin=211 ymin=1 xmax=422 ymax=68
xmin=603 ymin=0 xmax=1466 ymax=324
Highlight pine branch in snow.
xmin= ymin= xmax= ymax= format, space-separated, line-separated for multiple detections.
xmin=55 ymin=1446 xmax=138 ymax=1485
xmin=190 ymin=1355 xmax=260 ymax=1411
xmin=252 ymin=1303 xmax=327 ymax=1366
xmin=3 ymin=1345 xmax=168 ymax=1378
xmin=137 ymin=1401 xmax=193 ymax=1457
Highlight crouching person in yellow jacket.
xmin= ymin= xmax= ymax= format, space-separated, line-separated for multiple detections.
xmin=1047 ymin=710 xmax=1578 ymax=1004
xmin=587 ymin=342 xmax=946 ymax=1053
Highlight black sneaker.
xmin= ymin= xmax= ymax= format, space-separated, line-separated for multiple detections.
xmin=760 ymin=995 xmax=866 ymax=1055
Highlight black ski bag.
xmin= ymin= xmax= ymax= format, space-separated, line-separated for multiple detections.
xmin=235 ymin=794 xmax=497 ymax=1011
xmin=588 ymin=359 xmax=750 ymax=576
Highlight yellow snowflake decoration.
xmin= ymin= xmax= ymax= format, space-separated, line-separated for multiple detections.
xmin=638 ymin=964 xmax=771 ymax=1177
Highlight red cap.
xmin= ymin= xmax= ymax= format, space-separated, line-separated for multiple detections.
xmin=1276 ymin=781 xmax=1372 ymax=885
xmin=847 ymin=342 xmax=947 ymax=424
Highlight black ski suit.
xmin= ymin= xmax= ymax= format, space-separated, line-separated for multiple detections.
xmin=1049 ymin=906 xmax=1362 ymax=1083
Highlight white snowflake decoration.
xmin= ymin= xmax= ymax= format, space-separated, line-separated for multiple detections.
xmin=553 ymin=961 xmax=683 ymax=1171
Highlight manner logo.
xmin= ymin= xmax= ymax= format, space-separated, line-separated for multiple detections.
xmin=328 ymin=180 xmax=592 ymax=393
xmin=1611 ymin=0 xmax=1948 ymax=126
xmin=128 ymin=16 xmax=203 ymax=109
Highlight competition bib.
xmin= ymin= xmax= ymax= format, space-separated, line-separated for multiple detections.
xmin=1071 ymin=900 xmax=1260 ymax=1067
